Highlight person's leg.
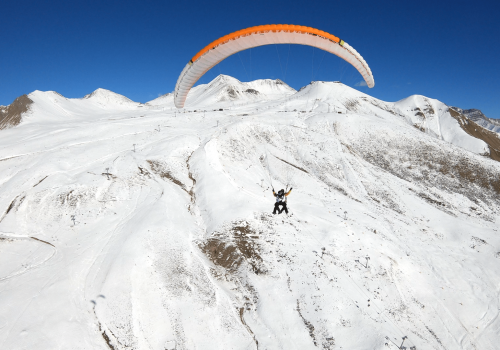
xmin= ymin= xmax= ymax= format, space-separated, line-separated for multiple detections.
xmin=279 ymin=203 xmax=288 ymax=214
xmin=273 ymin=202 xmax=280 ymax=214
xmin=282 ymin=203 xmax=288 ymax=214
xmin=275 ymin=202 xmax=282 ymax=214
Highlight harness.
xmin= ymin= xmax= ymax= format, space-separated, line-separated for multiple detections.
xmin=276 ymin=193 xmax=286 ymax=203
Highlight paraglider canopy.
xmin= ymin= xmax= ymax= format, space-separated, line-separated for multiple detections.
xmin=174 ymin=24 xmax=375 ymax=108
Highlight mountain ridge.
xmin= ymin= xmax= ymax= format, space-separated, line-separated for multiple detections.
xmin=1 ymin=74 xmax=499 ymax=349
xmin=2 ymin=75 xmax=499 ymax=164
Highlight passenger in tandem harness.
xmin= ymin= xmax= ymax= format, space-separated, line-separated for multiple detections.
xmin=272 ymin=188 xmax=292 ymax=214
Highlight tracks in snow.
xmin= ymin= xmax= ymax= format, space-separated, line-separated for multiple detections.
xmin=0 ymin=234 xmax=57 ymax=282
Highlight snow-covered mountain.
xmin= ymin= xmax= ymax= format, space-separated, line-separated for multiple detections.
xmin=1 ymin=75 xmax=500 ymax=350
xmin=83 ymin=88 xmax=140 ymax=109
xmin=450 ymin=107 xmax=500 ymax=134
xmin=146 ymin=75 xmax=295 ymax=107
xmin=165 ymin=74 xmax=296 ymax=107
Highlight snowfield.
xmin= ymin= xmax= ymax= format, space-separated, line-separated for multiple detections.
xmin=0 ymin=75 xmax=499 ymax=350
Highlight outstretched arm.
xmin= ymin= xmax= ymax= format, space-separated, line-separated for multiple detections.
xmin=272 ymin=189 xmax=277 ymax=197
xmin=285 ymin=188 xmax=293 ymax=196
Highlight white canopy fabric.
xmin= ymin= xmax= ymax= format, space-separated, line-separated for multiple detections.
xmin=175 ymin=25 xmax=374 ymax=108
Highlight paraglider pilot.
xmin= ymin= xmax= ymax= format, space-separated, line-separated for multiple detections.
xmin=273 ymin=188 xmax=292 ymax=214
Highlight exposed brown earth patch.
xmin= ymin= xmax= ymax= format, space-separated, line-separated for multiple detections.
xmin=146 ymin=160 xmax=187 ymax=192
xmin=96 ymin=317 xmax=116 ymax=350
xmin=239 ymin=307 xmax=259 ymax=349
xmin=296 ymin=300 xmax=317 ymax=346
xmin=202 ymin=238 xmax=244 ymax=272
xmin=0 ymin=194 xmax=26 ymax=223
xmin=199 ymin=221 xmax=265 ymax=274
xmin=244 ymin=89 xmax=259 ymax=95
xmin=413 ymin=123 xmax=425 ymax=132
xmin=417 ymin=192 xmax=445 ymax=207
xmin=227 ymin=87 xmax=238 ymax=99
xmin=274 ymin=155 xmax=309 ymax=174
xmin=0 ymin=95 xmax=33 ymax=130
xmin=414 ymin=108 xmax=425 ymax=118
xmin=186 ymin=152 xmax=196 ymax=204
xmin=33 ymin=176 xmax=49 ymax=187
xmin=30 ymin=237 xmax=56 ymax=247
xmin=449 ymin=108 xmax=500 ymax=162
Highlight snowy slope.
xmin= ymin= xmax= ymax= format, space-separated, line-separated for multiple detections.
xmin=1 ymin=76 xmax=499 ymax=350
xmin=146 ymin=92 xmax=174 ymax=106
xmin=394 ymin=95 xmax=489 ymax=154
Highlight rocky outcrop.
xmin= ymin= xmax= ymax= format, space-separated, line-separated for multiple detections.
xmin=449 ymin=108 xmax=500 ymax=162
xmin=0 ymin=95 xmax=33 ymax=130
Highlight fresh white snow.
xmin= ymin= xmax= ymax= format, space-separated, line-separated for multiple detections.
xmin=394 ymin=95 xmax=488 ymax=154
xmin=0 ymin=75 xmax=499 ymax=350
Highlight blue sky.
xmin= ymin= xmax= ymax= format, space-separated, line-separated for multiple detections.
xmin=1 ymin=0 xmax=499 ymax=118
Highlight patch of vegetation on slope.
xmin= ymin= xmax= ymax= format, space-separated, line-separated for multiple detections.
xmin=342 ymin=125 xmax=500 ymax=210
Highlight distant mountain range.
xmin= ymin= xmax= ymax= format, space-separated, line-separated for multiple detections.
xmin=450 ymin=106 xmax=500 ymax=133
xmin=2 ymin=74 xmax=499 ymax=162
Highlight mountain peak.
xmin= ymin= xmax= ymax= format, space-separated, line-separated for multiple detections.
xmin=180 ymin=75 xmax=295 ymax=107
xmin=209 ymin=74 xmax=242 ymax=86
xmin=245 ymin=78 xmax=295 ymax=94
xmin=295 ymin=80 xmax=361 ymax=98
xmin=450 ymin=107 xmax=493 ymax=123
xmin=84 ymin=88 xmax=127 ymax=100
xmin=451 ymin=106 xmax=500 ymax=135
xmin=83 ymin=88 xmax=137 ymax=107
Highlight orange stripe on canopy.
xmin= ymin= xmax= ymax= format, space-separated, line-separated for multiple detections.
xmin=191 ymin=24 xmax=340 ymax=62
